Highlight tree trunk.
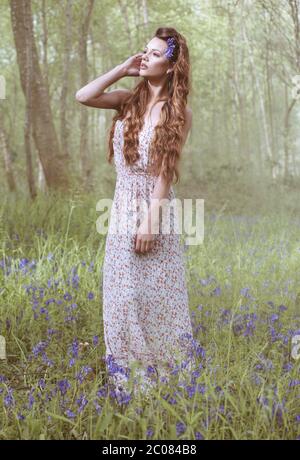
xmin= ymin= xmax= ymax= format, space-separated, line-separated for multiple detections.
xmin=0 ymin=114 xmax=17 ymax=192
xmin=265 ymin=34 xmax=277 ymax=176
xmin=228 ymin=9 xmax=240 ymax=159
xmin=241 ymin=0 xmax=275 ymax=180
xmin=283 ymin=84 xmax=297 ymax=183
xmin=10 ymin=0 xmax=69 ymax=192
xmin=78 ymin=0 xmax=94 ymax=190
xmin=60 ymin=0 xmax=73 ymax=164
xmin=118 ymin=0 xmax=133 ymax=54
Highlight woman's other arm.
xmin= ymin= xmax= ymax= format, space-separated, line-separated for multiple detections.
xmin=135 ymin=107 xmax=192 ymax=254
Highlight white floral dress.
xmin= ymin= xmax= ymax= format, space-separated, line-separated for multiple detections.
xmin=102 ymin=117 xmax=194 ymax=394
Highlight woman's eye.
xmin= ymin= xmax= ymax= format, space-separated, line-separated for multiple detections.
xmin=142 ymin=50 xmax=159 ymax=57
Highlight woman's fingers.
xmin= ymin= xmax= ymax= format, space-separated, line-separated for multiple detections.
xmin=140 ymin=240 xmax=146 ymax=254
xmin=134 ymin=236 xmax=154 ymax=254
xmin=134 ymin=235 xmax=139 ymax=252
xmin=135 ymin=236 xmax=145 ymax=254
xmin=145 ymin=241 xmax=153 ymax=253
xmin=142 ymin=240 xmax=153 ymax=254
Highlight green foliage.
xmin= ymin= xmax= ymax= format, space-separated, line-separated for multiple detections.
xmin=0 ymin=191 xmax=300 ymax=439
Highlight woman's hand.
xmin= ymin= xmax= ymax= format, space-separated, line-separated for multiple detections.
xmin=121 ymin=53 xmax=144 ymax=77
xmin=134 ymin=218 xmax=157 ymax=254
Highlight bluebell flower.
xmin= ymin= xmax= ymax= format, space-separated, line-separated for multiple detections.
xmin=165 ymin=37 xmax=176 ymax=60
xmin=212 ymin=286 xmax=221 ymax=296
xmin=57 ymin=378 xmax=71 ymax=396
xmin=4 ymin=388 xmax=15 ymax=407
xmin=240 ymin=287 xmax=252 ymax=298
xmin=146 ymin=427 xmax=154 ymax=438
xmin=176 ymin=421 xmax=186 ymax=437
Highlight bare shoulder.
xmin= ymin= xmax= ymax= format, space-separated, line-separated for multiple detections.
xmin=180 ymin=106 xmax=192 ymax=149
xmin=185 ymin=106 xmax=192 ymax=128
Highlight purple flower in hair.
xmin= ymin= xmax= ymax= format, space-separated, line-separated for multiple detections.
xmin=165 ymin=37 xmax=176 ymax=60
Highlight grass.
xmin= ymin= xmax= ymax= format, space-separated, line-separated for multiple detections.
xmin=0 ymin=188 xmax=300 ymax=440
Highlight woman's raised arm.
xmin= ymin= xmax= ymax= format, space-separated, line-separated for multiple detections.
xmin=75 ymin=53 xmax=143 ymax=110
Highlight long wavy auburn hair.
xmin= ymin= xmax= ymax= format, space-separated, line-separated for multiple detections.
xmin=106 ymin=27 xmax=191 ymax=185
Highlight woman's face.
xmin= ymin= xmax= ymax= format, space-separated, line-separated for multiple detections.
xmin=139 ymin=37 xmax=173 ymax=78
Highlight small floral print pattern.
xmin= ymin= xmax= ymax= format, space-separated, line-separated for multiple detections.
xmin=102 ymin=119 xmax=194 ymax=392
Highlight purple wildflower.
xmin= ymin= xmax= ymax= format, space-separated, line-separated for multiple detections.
xmin=57 ymin=378 xmax=71 ymax=396
xmin=257 ymin=395 xmax=269 ymax=406
xmin=88 ymin=262 xmax=94 ymax=272
xmin=32 ymin=340 xmax=49 ymax=358
xmin=267 ymin=301 xmax=275 ymax=308
xmin=197 ymin=384 xmax=206 ymax=394
xmin=212 ymin=286 xmax=221 ymax=296
xmin=69 ymin=338 xmax=79 ymax=358
xmin=93 ymin=400 xmax=102 ymax=415
xmin=270 ymin=313 xmax=279 ymax=322
xmin=96 ymin=386 xmax=108 ymax=398
xmin=19 ymin=258 xmax=29 ymax=269
xmin=28 ymin=392 xmax=35 ymax=410
xmin=38 ymin=378 xmax=46 ymax=389
xmin=47 ymin=328 xmax=58 ymax=337
xmin=45 ymin=297 xmax=56 ymax=306
xmin=165 ymin=37 xmax=176 ymax=60
xmin=186 ymin=385 xmax=196 ymax=398
xmin=283 ymin=362 xmax=293 ymax=373
xmin=64 ymin=292 xmax=72 ymax=301
xmin=289 ymin=379 xmax=300 ymax=387
xmin=240 ymin=287 xmax=252 ymax=298
xmin=146 ymin=427 xmax=154 ymax=438
xmin=4 ymin=388 xmax=15 ymax=407
xmin=41 ymin=352 xmax=54 ymax=367
xmin=76 ymin=393 xmax=88 ymax=413
xmin=93 ymin=335 xmax=99 ymax=346
xmin=76 ymin=366 xmax=93 ymax=384
xmin=176 ymin=421 xmax=186 ymax=437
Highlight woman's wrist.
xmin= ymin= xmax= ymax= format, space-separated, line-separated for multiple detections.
xmin=116 ymin=63 xmax=128 ymax=78
xmin=145 ymin=211 xmax=160 ymax=234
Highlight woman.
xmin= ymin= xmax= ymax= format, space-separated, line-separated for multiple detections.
xmin=76 ymin=27 xmax=195 ymax=395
